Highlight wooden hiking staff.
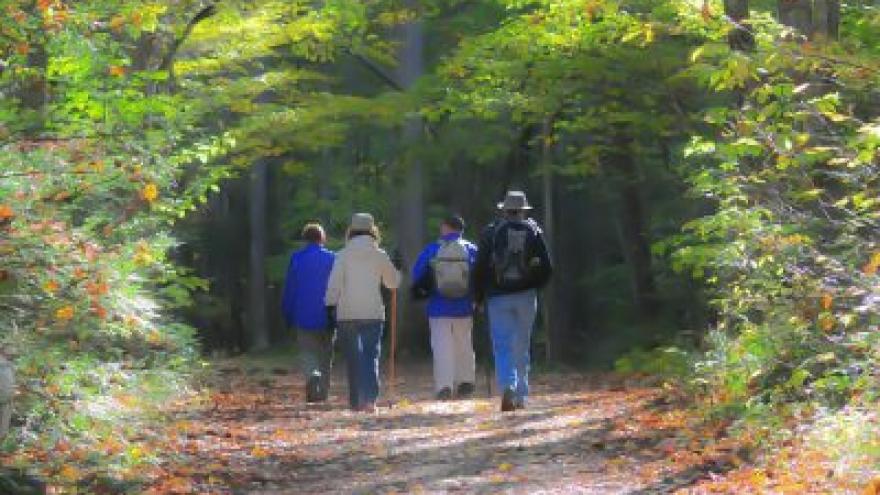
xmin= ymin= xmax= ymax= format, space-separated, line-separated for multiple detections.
xmin=387 ymin=288 xmax=398 ymax=406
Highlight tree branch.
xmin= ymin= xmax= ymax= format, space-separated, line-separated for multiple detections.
xmin=159 ymin=3 xmax=218 ymax=73
xmin=344 ymin=49 xmax=404 ymax=91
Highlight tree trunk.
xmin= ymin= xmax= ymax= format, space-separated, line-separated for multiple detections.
xmin=777 ymin=0 xmax=840 ymax=40
xmin=724 ymin=0 xmax=754 ymax=51
xmin=813 ymin=0 xmax=840 ymax=39
xmin=612 ymin=133 xmax=658 ymax=319
xmin=248 ymin=160 xmax=270 ymax=351
xmin=0 ymin=357 xmax=13 ymax=439
xmin=395 ymin=2 xmax=427 ymax=354
xmin=541 ymin=118 xmax=561 ymax=362
xmin=778 ymin=0 xmax=814 ymax=38
xmin=19 ymin=44 xmax=48 ymax=132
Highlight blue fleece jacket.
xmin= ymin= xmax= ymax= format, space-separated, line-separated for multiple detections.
xmin=281 ymin=243 xmax=336 ymax=330
xmin=412 ymin=233 xmax=478 ymax=318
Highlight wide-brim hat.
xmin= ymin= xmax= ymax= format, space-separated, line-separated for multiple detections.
xmin=349 ymin=212 xmax=376 ymax=231
xmin=497 ymin=190 xmax=533 ymax=211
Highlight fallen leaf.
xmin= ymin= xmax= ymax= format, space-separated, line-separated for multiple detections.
xmin=863 ymin=478 xmax=880 ymax=495
xmin=0 ymin=205 xmax=14 ymax=220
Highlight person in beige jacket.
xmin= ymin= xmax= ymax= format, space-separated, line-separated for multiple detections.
xmin=325 ymin=213 xmax=401 ymax=412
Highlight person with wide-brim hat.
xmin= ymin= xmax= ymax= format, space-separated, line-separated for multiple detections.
xmin=325 ymin=213 xmax=400 ymax=412
xmin=474 ymin=190 xmax=553 ymax=412
xmin=496 ymin=190 xmax=534 ymax=211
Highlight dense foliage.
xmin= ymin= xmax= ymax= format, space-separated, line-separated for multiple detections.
xmin=669 ymin=1 xmax=880 ymax=440
xmin=2 ymin=0 xmax=880 ymax=488
xmin=0 ymin=0 xmax=398 ymax=488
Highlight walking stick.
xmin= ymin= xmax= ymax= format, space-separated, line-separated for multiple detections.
xmin=388 ymin=288 xmax=398 ymax=406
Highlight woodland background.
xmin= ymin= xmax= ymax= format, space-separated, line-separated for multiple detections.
xmin=1 ymin=0 xmax=880 ymax=490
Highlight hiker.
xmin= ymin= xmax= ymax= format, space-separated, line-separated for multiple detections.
xmin=412 ymin=214 xmax=479 ymax=400
xmin=474 ymin=191 xmax=553 ymax=412
xmin=325 ymin=213 xmax=401 ymax=412
xmin=282 ymin=222 xmax=336 ymax=403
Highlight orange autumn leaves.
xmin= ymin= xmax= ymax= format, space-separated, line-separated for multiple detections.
xmin=34 ymin=0 xmax=69 ymax=30
xmin=44 ymin=276 xmax=109 ymax=322
xmin=43 ymin=279 xmax=60 ymax=294
xmin=810 ymin=247 xmax=880 ymax=333
xmin=55 ymin=305 xmax=74 ymax=321
xmin=818 ymin=291 xmax=835 ymax=333
xmin=864 ymin=478 xmax=880 ymax=495
xmin=863 ymin=251 xmax=880 ymax=276
xmin=0 ymin=204 xmax=13 ymax=221
xmin=142 ymin=183 xmax=159 ymax=203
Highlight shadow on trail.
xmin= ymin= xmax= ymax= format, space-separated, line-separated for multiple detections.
xmin=180 ymin=365 xmax=730 ymax=494
xmin=624 ymin=455 xmax=738 ymax=494
xmin=260 ymin=405 xmax=653 ymax=493
xmin=358 ymin=408 xmax=554 ymax=432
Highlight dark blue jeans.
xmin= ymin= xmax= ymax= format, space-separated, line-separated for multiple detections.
xmin=338 ymin=320 xmax=383 ymax=409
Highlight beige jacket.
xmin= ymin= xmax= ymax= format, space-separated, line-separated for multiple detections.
xmin=325 ymin=235 xmax=401 ymax=321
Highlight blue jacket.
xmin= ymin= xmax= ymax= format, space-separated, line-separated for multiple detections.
xmin=282 ymin=243 xmax=336 ymax=331
xmin=412 ymin=233 xmax=478 ymax=318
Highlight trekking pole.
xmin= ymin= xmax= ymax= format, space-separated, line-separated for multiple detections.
xmin=482 ymin=306 xmax=493 ymax=397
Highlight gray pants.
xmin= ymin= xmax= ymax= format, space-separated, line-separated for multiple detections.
xmin=298 ymin=329 xmax=335 ymax=392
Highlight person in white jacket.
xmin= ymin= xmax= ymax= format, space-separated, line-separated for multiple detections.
xmin=325 ymin=213 xmax=401 ymax=412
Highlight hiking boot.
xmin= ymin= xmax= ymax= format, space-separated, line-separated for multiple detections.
xmin=360 ymin=402 xmax=377 ymax=413
xmin=456 ymin=382 xmax=475 ymax=399
xmin=436 ymin=387 xmax=452 ymax=400
xmin=514 ymin=397 xmax=525 ymax=410
xmin=306 ymin=374 xmax=322 ymax=403
xmin=501 ymin=388 xmax=516 ymax=412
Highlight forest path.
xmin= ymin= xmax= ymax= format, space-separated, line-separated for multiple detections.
xmin=146 ymin=361 xmax=732 ymax=494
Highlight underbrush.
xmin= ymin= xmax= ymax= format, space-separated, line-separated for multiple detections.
xmin=0 ymin=304 xmax=202 ymax=492
xmin=0 ymin=123 xmax=220 ymax=492
xmin=622 ymin=8 xmax=880 ymax=488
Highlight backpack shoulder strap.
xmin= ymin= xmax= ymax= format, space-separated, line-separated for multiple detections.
xmin=524 ymin=218 xmax=542 ymax=235
xmin=491 ymin=220 xmax=509 ymax=240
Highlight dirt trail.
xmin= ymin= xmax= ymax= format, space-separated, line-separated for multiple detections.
xmin=147 ymin=362 xmax=728 ymax=494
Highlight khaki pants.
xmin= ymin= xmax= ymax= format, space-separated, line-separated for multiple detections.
xmin=429 ymin=317 xmax=476 ymax=393
xmin=297 ymin=329 xmax=334 ymax=393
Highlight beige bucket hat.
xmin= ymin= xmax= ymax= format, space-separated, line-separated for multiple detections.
xmin=349 ymin=212 xmax=376 ymax=231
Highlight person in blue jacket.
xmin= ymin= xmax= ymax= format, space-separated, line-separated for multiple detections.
xmin=282 ymin=222 xmax=336 ymax=403
xmin=412 ymin=215 xmax=479 ymax=400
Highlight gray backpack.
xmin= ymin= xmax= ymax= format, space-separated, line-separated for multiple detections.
xmin=431 ymin=239 xmax=471 ymax=298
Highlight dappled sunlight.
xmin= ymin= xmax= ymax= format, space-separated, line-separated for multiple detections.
xmin=2 ymin=1 xmax=879 ymax=493
xmin=145 ymin=363 xmax=721 ymax=493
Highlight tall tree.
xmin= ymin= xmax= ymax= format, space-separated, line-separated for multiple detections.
xmin=248 ymin=159 xmax=271 ymax=351
xmin=395 ymin=1 xmax=427 ymax=351
xmin=777 ymin=0 xmax=815 ymax=37
xmin=612 ymin=132 xmax=658 ymax=319
xmin=541 ymin=118 xmax=561 ymax=361
xmin=724 ymin=0 xmax=754 ymax=51
xmin=813 ymin=0 xmax=840 ymax=39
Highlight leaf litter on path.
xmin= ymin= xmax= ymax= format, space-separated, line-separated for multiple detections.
xmin=142 ymin=361 xmax=854 ymax=494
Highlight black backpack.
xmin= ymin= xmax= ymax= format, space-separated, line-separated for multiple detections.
xmin=491 ymin=220 xmax=542 ymax=290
